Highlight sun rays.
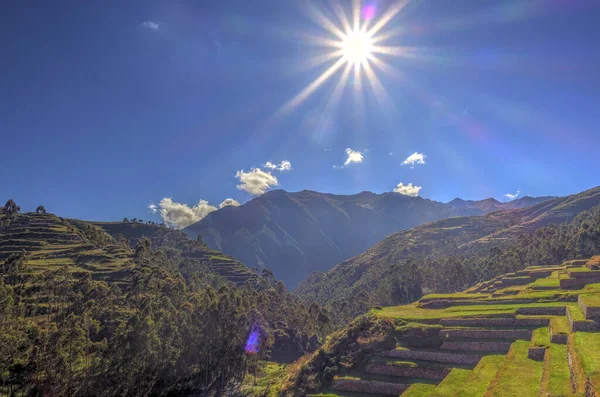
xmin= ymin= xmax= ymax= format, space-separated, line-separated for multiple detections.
xmin=271 ymin=0 xmax=413 ymax=121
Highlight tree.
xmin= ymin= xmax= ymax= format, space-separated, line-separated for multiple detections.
xmin=3 ymin=199 xmax=20 ymax=216
xmin=36 ymin=205 xmax=47 ymax=214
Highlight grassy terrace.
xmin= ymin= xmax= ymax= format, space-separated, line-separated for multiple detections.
xmin=401 ymin=384 xmax=437 ymax=397
xmin=454 ymin=355 xmax=505 ymax=396
xmin=531 ymin=327 xmax=551 ymax=348
xmin=483 ymin=341 xmax=543 ymax=397
xmin=429 ymin=369 xmax=471 ymax=397
xmin=293 ymin=260 xmax=600 ymax=396
xmin=573 ymin=333 xmax=600 ymax=376
xmin=374 ymin=301 xmax=578 ymax=321
xmin=550 ymin=315 xmax=571 ymax=334
xmin=540 ymin=344 xmax=572 ymax=396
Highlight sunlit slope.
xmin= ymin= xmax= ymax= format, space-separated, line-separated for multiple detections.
xmin=90 ymin=221 xmax=257 ymax=284
xmin=0 ymin=213 xmax=256 ymax=284
xmin=296 ymin=186 xmax=600 ymax=313
xmin=0 ymin=212 xmax=132 ymax=283
xmin=287 ymin=258 xmax=600 ymax=396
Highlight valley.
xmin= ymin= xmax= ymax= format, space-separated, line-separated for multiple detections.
xmin=184 ymin=190 xmax=552 ymax=288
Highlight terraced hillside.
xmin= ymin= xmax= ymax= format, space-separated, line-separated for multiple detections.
xmin=90 ymin=221 xmax=257 ymax=284
xmin=0 ymin=213 xmax=257 ymax=284
xmin=296 ymin=186 xmax=600 ymax=320
xmin=289 ymin=257 xmax=600 ymax=396
xmin=0 ymin=212 xmax=132 ymax=284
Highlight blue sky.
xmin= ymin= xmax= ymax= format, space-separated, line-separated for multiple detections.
xmin=2 ymin=0 xmax=599 ymax=227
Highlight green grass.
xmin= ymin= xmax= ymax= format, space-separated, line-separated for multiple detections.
xmin=540 ymin=344 xmax=572 ymax=397
xmin=375 ymin=301 xmax=579 ymax=321
xmin=401 ymin=383 xmax=437 ymax=397
xmin=550 ymin=316 xmax=571 ymax=335
xmin=531 ymin=327 xmax=551 ymax=348
xmin=573 ymin=333 xmax=600 ymax=376
xmin=454 ymin=355 xmax=505 ymax=397
xmin=484 ymin=340 xmax=543 ymax=397
xmin=421 ymin=293 xmax=490 ymax=301
xmin=430 ymin=368 xmax=472 ymax=397
xmin=531 ymin=277 xmax=559 ymax=288
xmin=580 ymin=294 xmax=600 ymax=307
xmin=568 ymin=267 xmax=593 ymax=273
xmin=568 ymin=305 xmax=586 ymax=321
xmin=239 ymin=362 xmax=287 ymax=397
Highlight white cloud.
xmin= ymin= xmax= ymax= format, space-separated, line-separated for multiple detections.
xmin=343 ymin=148 xmax=364 ymax=167
xmin=264 ymin=160 xmax=292 ymax=172
xmin=236 ymin=168 xmax=279 ymax=196
xmin=150 ymin=198 xmax=217 ymax=229
xmin=140 ymin=21 xmax=160 ymax=30
xmin=393 ymin=182 xmax=422 ymax=197
xmin=219 ymin=198 xmax=241 ymax=208
xmin=401 ymin=152 xmax=427 ymax=168
xmin=505 ymin=190 xmax=520 ymax=200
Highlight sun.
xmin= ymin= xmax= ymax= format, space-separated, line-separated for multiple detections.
xmin=341 ymin=29 xmax=373 ymax=64
xmin=270 ymin=0 xmax=413 ymax=121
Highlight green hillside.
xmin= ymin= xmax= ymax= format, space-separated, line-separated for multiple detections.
xmin=0 ymin=213 xmax=257 ymax=285
xmin=89 ymin=220 xmax=257 ymax=284
xmin=0 ymin=207 xmax=331 ymax=396
xmin=0 ymin=212 xmax=133 ymax=284
xmin=296 ymin=187 xmax=600 ymax=323
xmin=283 ymin=257 xmax=600 ymax=396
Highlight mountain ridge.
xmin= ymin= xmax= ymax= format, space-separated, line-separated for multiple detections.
xmin=294 ymin=186 xmax=600 ymax=322
xmin=184 ymin=189 xmax=555 ymax=287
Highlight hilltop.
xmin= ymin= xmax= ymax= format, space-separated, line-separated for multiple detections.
xmin=0 ymin=212 xmax=257 ymax=285
xmin=278 ymin=257 xmax=600 ymax=396
xmin=184 ymin=189 xmax=552 ymax=287
xmin=296 ymin=186 xmax=600 ymax=322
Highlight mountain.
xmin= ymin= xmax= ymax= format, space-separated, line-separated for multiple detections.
xmin=183 ymin=189 xmax=553 ymax=287
xmin=295 ymin=186 xmax=600 ymax=321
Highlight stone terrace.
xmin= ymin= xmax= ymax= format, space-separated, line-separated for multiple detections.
xmin=310 ymin=257 xmax=600 ymax=396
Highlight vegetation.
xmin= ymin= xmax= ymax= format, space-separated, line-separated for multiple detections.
xmin=287 ymin=258 xmax=600 ymax=396
xmin=298 ymin=194 xmax=600 ymax=324
xmin=0 ymin=208 xmax=332 ymax=396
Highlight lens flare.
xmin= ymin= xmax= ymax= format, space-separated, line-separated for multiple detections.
xmin=245 ymin=328 xmax=260 ymax=354
xmin=362 ymin=4 xmax=377 ymax=20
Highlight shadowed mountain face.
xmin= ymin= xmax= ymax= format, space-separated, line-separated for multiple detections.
xmin=183 ymin=189 xmax=553 ymax=288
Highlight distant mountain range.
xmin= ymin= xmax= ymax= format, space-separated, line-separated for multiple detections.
xmin=295 ymin=186 xmax=600 ymax=313
xmin=184 ymin=189 xmax=554 ymax=287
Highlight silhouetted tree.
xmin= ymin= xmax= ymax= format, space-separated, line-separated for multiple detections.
xmin=3 ymin=199 xmax=20 ymax=216
xmin=36 ymin=205 xmax=47 ymax=214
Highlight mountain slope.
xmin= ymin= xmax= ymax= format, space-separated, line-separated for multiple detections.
xmin=0 ymin=213 xmax=257 ymax=285
xmin=184 ymin=189 xmax=552 ymax=287
xmin=295 ymin=186 xmax=600 ymax=320
xmin=283 ymin=258 xmax=600 ymax=396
